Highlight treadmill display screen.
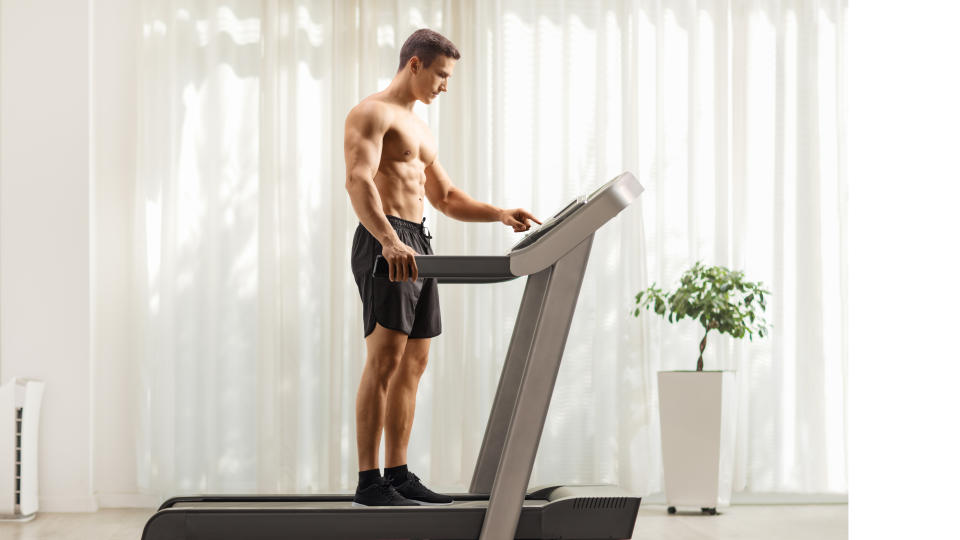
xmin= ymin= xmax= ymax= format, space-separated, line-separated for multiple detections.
xmin=550 ymin=198 xmax=580 ymax=219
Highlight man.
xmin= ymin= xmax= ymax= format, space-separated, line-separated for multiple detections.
xmin=344 ymin=28 xmax=540 ymax=507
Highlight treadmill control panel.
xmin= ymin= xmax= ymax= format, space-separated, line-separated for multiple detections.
xmin=510 ymin=195 xmax=585 ymax=251
xmin=505 ymin=172 xmax=641 ymax=269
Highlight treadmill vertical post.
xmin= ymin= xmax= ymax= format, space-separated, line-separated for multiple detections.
xmin=470 ymin=267 xmax=551 ymax=493
xmin=478 ymin=235 xmax=595 ymax=540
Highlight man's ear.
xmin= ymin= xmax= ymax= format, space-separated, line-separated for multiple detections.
xmin=409 ymin=56 xmax=420 ymax=74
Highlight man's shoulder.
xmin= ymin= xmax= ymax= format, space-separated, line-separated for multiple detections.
xmin=347 ymin=97 xmax=394 ymax=128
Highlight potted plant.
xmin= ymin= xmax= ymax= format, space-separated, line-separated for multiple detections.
xmin=634 ymin=262 xmax=769 ymax=515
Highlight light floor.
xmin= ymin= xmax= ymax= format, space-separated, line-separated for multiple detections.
xmin=0 ymin=504 xmax=847 ymax=540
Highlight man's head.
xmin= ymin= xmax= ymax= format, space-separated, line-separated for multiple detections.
xmin=397 ymin=29 xmax=460 ymax=104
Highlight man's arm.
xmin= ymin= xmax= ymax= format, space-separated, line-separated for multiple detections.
xmin=424 ymin=160 xmax=541 ymax=231
xmin=344 ymin=102 xmax=418 ymax=281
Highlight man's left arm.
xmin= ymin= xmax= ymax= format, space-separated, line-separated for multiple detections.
xmin=424 ymin=160 xmax=541 ymax=232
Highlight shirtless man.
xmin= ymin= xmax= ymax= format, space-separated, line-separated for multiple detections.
xmin=344 ymin=29 xmax=540 ymax=507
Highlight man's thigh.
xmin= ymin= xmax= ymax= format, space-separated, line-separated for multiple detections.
xmin=365 ymin=323 xmax=409 ymax=359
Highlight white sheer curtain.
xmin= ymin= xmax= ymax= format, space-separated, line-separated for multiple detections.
xmin=134 ymin=0 xmax=847 ymax=498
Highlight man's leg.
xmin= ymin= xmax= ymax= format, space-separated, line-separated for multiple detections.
xmin=384 ymin=337 xmax=431 ymax=468
xmin=381 ymin=336 xmax=452 ymax=504
xmin=356 ymin=324 xmax=409 ymax=472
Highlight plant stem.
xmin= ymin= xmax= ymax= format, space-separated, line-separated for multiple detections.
xmin=697 ymin=329 xmax=709 ymax=371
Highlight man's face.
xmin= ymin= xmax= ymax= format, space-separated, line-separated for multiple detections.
xmin=412 ymin=55 xmax=456 ymax=104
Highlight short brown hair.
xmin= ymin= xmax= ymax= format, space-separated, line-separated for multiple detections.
xmin=397 ymin=29 xmax=460 ymax=72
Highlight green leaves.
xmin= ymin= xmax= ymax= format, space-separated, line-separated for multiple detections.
xmin=632 ymin=261 xmax=772 ymax=369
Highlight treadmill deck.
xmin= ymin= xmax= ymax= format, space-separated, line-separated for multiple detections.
xmin=144 ymin=486 xmax=640 ymax=540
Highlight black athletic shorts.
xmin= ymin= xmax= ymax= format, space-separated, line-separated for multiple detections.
xmin=351 ymin=215 xmax=442 ymax=339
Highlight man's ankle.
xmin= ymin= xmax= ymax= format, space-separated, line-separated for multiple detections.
xmin=358 ymin=468 xmax=382 ymax=490
xmin=384 ymin=464 xmax=409 ymax=484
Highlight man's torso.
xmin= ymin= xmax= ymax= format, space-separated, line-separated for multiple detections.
xmin=360 ymin=95 xmax=438 ymax=222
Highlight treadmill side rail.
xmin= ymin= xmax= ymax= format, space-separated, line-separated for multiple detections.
xmin=372 ymin=255 xmax=516 ymax=283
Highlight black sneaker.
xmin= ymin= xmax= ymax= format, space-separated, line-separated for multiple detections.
xmin=388 ymin=470 xmax=454 ymax=506
xmin=352 ymin=478 xmax=420 ymax=507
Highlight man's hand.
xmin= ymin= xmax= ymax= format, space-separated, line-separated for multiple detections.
xmin=499 ymin=208 xmax=542 ymax=232
xmin=382 ymin=241 xmax=419 ymax=282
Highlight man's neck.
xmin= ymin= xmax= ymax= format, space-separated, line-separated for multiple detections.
xmin=382 ymin=75 xmax=417 ymax=110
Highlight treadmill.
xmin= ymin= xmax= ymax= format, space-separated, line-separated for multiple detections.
xmin=142 ymin=171 xmax=645 ymax=540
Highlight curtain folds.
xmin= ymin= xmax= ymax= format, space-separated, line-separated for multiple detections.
xmin=134 ymin=0 xmax=847 ymax=498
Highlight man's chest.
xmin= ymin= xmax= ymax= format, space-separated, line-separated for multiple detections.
xmin=381 ymin=115 xmax=437 ymax=166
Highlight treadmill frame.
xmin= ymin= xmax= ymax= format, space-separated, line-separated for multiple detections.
xmin=142 ymin=172 xmax=645 ymax=540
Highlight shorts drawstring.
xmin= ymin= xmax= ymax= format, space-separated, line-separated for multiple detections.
xmin=382 ymin=215 xmax=432 ymax=239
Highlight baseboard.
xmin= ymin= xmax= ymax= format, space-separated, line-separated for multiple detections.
xmin=642 ymin=492 xmax=848 ymax=505
xmin=97 ymin=493 xmax=163 ymax=509
xmin=38 ymin=495 xmax=99 ymax=512
xmin=34 ymin=493 xmax=160 ymax=512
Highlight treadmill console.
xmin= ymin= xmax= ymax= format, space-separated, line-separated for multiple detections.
xmin=510 ymin=195 xmax=585 ymax=251
xmin=510 ymin=173 xmax=629 ymax=252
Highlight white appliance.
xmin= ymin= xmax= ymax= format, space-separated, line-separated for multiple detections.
xmin=0 ymin=378 xmax=45 ymax=521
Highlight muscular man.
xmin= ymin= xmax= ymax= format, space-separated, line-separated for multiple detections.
xmin=344 ymin=29 xmax=540 ymax=507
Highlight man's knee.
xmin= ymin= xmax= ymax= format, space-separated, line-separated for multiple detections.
xmin=367 ymin=351 xmax=404 ymax=385
xmin=401 ymin=354 xmax=429 ymax=378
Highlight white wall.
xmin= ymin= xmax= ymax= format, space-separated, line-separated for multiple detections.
xmin=0 ymin=0 xmax=143 ymax=511
xmin=0 ymin=0 xmax=95 ymax=512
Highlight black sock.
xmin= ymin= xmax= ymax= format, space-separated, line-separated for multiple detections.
xmin=384 ymin=464 xmax=408 ymax=484
xmin=358 ymin=468 xmax=382 ymax=490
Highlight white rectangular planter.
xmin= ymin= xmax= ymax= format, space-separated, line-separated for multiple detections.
xmin=658 ymin=371 xmax=737 ymax=510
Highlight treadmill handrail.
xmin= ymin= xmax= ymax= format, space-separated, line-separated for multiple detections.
xmin=372 ymin=255 xmax=517 ymax=283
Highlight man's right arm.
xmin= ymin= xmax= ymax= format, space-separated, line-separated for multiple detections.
xmin=344 ymin=102 xmax=418 ymax=281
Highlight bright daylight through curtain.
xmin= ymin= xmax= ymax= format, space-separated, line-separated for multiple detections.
xmin=134 ymin=0 xmax=847 ymax=498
